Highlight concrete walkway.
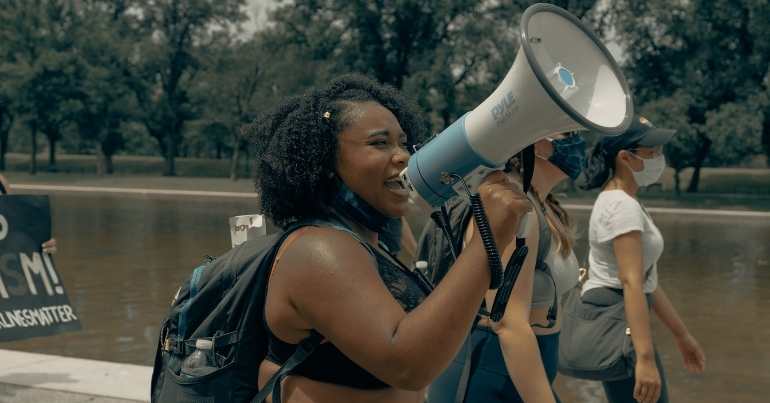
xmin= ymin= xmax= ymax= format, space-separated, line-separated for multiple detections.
xmin=0 ymin=349 xmax=150 ymax=402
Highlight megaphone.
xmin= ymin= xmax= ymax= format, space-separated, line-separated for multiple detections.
xmin=400 ymin=3 xmax=633 ymax=209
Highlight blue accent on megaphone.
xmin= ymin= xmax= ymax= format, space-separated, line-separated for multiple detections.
xmin=557 ymin=65 xmax=575 ymax=88
xmin=407 ymin=114 xmax=496 ymax=206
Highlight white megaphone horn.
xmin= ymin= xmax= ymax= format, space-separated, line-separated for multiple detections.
xmin=400 ymin=3 xmax=634 ymax=209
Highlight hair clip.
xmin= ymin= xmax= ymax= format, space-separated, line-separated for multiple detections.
xmin=322 ymin=111 xmax=331 ymax=120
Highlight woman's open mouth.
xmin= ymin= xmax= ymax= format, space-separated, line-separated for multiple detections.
xmin=384 ymin=178 xmax=408 ymax=197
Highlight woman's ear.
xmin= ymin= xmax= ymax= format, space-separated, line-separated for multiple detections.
xmin=617 ymin=149 xmax=632 ymax=163
xmin=616 ymin=150 xmax=639 ymax=172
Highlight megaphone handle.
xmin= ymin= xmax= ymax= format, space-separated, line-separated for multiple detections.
xmin=469 ymin=193 xmax=503 ymax=289
xmin=489 ymin=239 xmax=528 ymax=321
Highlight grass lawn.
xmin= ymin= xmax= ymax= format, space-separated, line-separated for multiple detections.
xmin=4 ymin=152 xmax=253 ymax=178
xmin=4 ymin=152 xmax=770 ymax=210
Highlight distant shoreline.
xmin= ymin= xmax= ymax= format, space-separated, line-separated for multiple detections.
xmin=12 ymin=182 xmax=770 ymax=218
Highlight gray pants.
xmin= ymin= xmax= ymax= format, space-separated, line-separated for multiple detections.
xmin=581 ymin=287 xmax=669 ymax=403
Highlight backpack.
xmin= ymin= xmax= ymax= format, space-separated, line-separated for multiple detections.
xmin=415 ymin=197 xmax=474 ymax=286
xmin=416 ymin=194 xmax=558 ymax=321
xmin=150 ymin=220 xmax=342 ymax=403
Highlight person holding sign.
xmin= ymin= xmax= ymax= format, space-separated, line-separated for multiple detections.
xmin=0 ymin=177 xmax=80 ymax=341
xmin=0 ymin=174 xmax=57 ymax=254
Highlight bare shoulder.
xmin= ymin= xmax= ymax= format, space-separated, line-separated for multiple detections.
xmin=276 ymin=226 xmax=375 ymax=280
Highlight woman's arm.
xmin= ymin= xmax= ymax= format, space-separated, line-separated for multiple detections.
xmin=613 ymin=231 xmax=660 ymax=403
xmin=274 ymin=173 xmax=530 ymax=390
xmin=495 ymin=214 xmax=556 ymax=403
xmin=651 ymin=286 xmax=705 ymax=373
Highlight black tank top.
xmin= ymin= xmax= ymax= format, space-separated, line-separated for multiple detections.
xmin=265 ymin=232 xmax=431 ymax=389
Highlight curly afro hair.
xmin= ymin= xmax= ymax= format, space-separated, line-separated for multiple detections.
xmin=244 ymin=74 xmax=428 ymax=227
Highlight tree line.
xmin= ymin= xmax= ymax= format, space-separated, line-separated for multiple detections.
xmin=0 ymin=0 xmax=767 ymax=192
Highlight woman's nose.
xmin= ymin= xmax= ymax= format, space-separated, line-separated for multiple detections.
xmin=393 ymin=146 xmax=409 ymax=166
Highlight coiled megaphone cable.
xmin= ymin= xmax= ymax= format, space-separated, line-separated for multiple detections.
xmin=451 ymin=174 xmax=504 ymax=290
xmin=442 ymin=143 xmax=534 ymax=308
xmin=468 ymin=193 xmax=504 ymax=289
xmin=489 ymin=144 xmax=535 ymax=321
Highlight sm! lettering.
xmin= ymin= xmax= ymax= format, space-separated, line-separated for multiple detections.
xmin=0 ymin=251 xmax=65 ymax=299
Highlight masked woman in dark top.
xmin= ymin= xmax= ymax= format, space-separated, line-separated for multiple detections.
xmin=244 ymin=75 xmax=531 ymax=403
xmin=420 ymin=133 xmax=586 ymax=403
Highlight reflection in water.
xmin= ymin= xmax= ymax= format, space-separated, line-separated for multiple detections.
xmin=3 ymin=193 xmax=769 ymax=402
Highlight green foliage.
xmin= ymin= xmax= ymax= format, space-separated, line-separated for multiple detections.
xmin=126 ymin=0 xmax=248 ymax=176
xmin=703 ymin=101 xmax=764 ymax=167
xmin=0 ymin=0 xmax=85 ymax=172
xmin=263 ymin=0 xmax=600 ymax=136
xmin=5 ymin=0 xmax=766 ymax=183
xmin=70 ymin=0 xmax=139 ymax=174
xmin=641 ymin=91 xmax=698 ymax=172
xmin=608 ymin=0 xmax=770 ymax=191
xmin=643 ymin=91 xmax=765 ymax=193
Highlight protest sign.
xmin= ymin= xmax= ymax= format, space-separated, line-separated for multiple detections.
xmin=0 ymin=195 xmax=81 ymax=341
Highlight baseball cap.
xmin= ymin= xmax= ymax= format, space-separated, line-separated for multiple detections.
xmin=598 ymin=114 xmax=676 ymax=155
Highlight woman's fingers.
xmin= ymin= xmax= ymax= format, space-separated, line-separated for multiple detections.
xmin=476 ymin=170 xmax=533 ymax=248
xmin=635 ymin=382 xmax=658 ymax=403
xmin=42 ymin=238 xmax=57 ymax=254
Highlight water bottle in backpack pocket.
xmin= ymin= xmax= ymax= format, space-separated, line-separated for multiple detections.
xmin=181 ymin=338 xmax=217 ymax=378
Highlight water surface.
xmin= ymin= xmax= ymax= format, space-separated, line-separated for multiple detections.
xmin=3 ymin=192 xmax=768 ymax=402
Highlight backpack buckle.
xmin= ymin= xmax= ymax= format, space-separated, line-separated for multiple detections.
xmin=163 ymin=337 xmax=174 ymax=352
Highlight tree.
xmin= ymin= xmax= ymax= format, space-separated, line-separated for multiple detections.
xmin=0 ymin=0 xmax=84 ymax=173
xmin=73 ymin=0 xmax=138 ymax=175
xmin=0 ymin=58 xmax=15 ymax=171
xmin=193 ymin=36 xmax=264 ymax=180
xmin=609 ymin=0 xmax=770 ymax=191
xmin=703 ymin=100 xmax=764 ymax=167
xmin=265 ymin=0 xmax=601 ymax=136
xmin=128 ymin=0 xmax=247 ymax=176
xmin=19 ymin=51 xmax=84 ymax=172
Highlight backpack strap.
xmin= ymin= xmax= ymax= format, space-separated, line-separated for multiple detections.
xmin=527 ymin=193 xmax=559 ymax=329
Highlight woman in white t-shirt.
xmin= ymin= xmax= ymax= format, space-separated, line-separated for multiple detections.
xmin=580 ymin=116 xmax=705 ymax=403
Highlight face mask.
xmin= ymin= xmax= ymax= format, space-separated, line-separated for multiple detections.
xmin=630 ymin=153 xmax=666 ymax=187
xmin=547 ymin=135 xmax=586 ymax=180
xmin=331 ymin=179 xmax=402 ymax=253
